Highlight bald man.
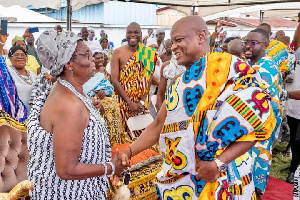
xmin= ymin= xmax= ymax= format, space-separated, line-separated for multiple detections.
xmin=258 ymin=23 xmax=293 ymax=74
xmin=228 ymin=39 xmax=243 ymax=58
xmin=275 ymin=30 xmax=285 ymax=40
xmin=111 ymin=22 xmax=156 ymax=140
xmin=121 ymin=16 xmax=276 ymax=199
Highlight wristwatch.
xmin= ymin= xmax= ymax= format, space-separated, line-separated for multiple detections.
xmin=214 ymin=158 xmax=228 ymax=172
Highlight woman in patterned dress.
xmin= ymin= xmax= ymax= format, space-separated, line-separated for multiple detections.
xmin=27 ymin=30 xmax=127 ymax=199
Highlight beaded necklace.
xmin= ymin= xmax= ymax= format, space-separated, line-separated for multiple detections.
xmin=58 ymin=78 xmax=105 ymax=124
xmin=11 ymin=66 xmax=33 ymax=85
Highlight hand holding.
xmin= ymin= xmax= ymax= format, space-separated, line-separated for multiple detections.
xmin=195 ymin=160 xmax=220 ymax=182
xmin=128 ymin=102 xmax=139 ymax=114
xmin=93 ymin=90 xmax=106 ymax=100
xmin=23 ymin=27 xmax=30 ymax=39
xmin=92 ymin=98 xmax=105 ymax=115
xmin=112 ymin=149 xmax=129 ymax=177
xmin=0 ymin=28 xmax=9 ymax=45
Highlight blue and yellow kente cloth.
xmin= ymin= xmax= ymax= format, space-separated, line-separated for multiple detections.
xmin=249 ymin=56 xmax=282 ymax=194
xmin=267 ymin=40 xmax=293 ymax=74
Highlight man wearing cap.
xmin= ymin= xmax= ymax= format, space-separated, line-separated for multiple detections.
xmin=156 ymin=28 xmax=166 ymax=56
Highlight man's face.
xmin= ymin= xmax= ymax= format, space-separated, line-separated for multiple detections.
xmin=276 ymin=31 xmax=285 ymax=40
xmin=219 ymin=33 xmax=225 ymax=42
xmin=148 ymin=29 xmax=153 ymax=36
xmin=27 ymin=34 xmax=34 ymax=45
xmin=165 ymin=40 xmax=172 ymax=53
xmin=243 ymin=32 xmax=267 ymax=60
xmin=157 ymin=32 xmax=165 ymax=42
xmin=126 ymin=25 xmax=142 ymax=47
xmin=100 ymin=31 xmax=106 ymax=38
xmin=81 ymin=28 xmax=89 ymax=41
xmin=222 ymin=42 xmax=228 ymax=52
xmin=101 ymin=39 xmax=108 ymax=49
xmin=171 ymin=23 xmax=205 ymax=67
xmin=16 ymin=40 xmax=27 ymax=52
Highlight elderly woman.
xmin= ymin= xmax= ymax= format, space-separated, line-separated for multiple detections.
xmin=27 ymin=30 xmax=127 ymax=199
xmin=7 ymin=45 xmax=36 ymax=111
xmin=83 ymin=51 xmax=126 ymax=147
xmin=7 ymin=36 xmax=40 ymax=75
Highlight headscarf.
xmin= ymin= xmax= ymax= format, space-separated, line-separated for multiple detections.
xmin=156 ymin=27 xmax=165 ymax=34
xmin=12 ymin=36 xmax=25 ymax=46
xmin=35 ymin=30 xmax=81 ymax=78
xmin=99 ymin=36 xmax=108 ymax=44
xmin=8 ymin=45 xmax=27 ymax=57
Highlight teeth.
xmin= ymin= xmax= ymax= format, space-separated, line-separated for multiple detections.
xmin=175 ymin=52 xmax=181 ymax=57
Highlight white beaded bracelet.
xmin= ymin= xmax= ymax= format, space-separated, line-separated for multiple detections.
xmin=102 ymin=163 xmax=108 ymax=176
xmin=106 ymin=162 xmax=115 ymax=177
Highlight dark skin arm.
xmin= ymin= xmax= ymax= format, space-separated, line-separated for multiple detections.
xmin=121 ymin=102 xmax=167 ymax=164
xmin=288 ymin=90 xmax=300 ymax=100
xmin=293 ymin=22 xmax=300 ymax=50
xmin=156 ymin=61 xmax=170 ymax=111
xmin=111 ymin=48 xmax=140 ymax=114
xmin=196 ymin=141 xmax=256 ymax=182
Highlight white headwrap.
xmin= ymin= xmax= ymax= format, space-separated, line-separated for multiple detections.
xmin=36 ymin=30 xmax=81 ymax=77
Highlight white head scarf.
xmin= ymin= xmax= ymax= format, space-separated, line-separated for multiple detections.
xmin=36 ymin=30 xmax=81 ymax=77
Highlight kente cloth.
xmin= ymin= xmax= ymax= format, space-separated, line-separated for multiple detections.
xmin=0 ymin=56 xmax=27 ymax=124
xmin=100 ymin=96 xmax=126 ymax=147
xmin=7 ymin=55 xmax=40 ymax=75
xmin=83 ymin=72 xmax=113 ymax=97
xmin=267 ymin=40 xmax=293 ymax=74
xmin=116 ymin=42 xmax=156 ymax=140
xmin=249 ymin=56 xmax=282 ymax=194
xmin=156 ymin=53 xmax=276 ymax=200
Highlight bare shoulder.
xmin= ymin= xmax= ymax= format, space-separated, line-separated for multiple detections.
xmin=161 ymin=61 xmax=171 ymax=70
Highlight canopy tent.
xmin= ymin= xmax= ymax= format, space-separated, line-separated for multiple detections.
xmin=0 ymin=0 xmax=298 ymax=30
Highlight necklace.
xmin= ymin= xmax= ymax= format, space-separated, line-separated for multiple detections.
xmin=57 ymin=78 xmax=105 ymax=124
xmin=11 ymin=66 xmax=33 ymax=85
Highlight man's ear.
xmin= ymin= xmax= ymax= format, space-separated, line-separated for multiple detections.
xmin=198 ymin=30 xmax=207 ymax=44
xmin=263 ymin=42 xmax=269 ymax=50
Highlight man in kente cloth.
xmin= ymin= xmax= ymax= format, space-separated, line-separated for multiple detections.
xmin=121 ymin=16 xmax=277 ymax=199
xmin=111 ymin=22 xmax=156 ymax=141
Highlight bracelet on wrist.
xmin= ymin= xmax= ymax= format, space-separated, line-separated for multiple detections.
xmin=106 ymin=162 xmax=115 ymax=177
xmin=102 ymin=163 xmax=108 ymax=176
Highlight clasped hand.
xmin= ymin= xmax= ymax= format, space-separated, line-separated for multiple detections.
xmin=110 ymin=149 xmax=130 ymax=185
xmin=195 ymin=160 xmax=220 ymax=183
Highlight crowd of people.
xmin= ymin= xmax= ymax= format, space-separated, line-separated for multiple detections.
xmin=0 ymin=14 xmax=300 ymax=199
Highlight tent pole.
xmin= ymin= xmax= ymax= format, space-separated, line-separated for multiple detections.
xmin=67 ymin=0 xmax=72 ymax=31
xmin=259 ymin=10 xmax=264 ymax=24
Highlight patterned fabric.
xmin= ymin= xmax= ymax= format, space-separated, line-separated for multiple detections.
xmin=35 ymin=30 xmax=80 ymax=77
xmin=27 ymin=83 xmax=111 ymax=199
xmin=83 ymin=72 xmax=113 ymax=97
xmin=157 ymin=53 xmax=276 ymax=199
xmin=0 ymin=56 xmax=27 ymax=123
xmin=249 ymin=56 xmax=283 ymax=194
xmin=116 ymin=43 xmax=156 ymax=140
xmin=267 ymin=40 xmax=293 ymax=74
xmin=163 ymin=55 xmax=186 ymax=86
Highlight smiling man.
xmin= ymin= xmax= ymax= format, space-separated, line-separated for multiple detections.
xmin=121 ymin=16 xmax=277 ymax=199
xmin=243 ymin=28 xmax=282 ymax=197
xmin=111 ymin=22 xmax=156 ymax=140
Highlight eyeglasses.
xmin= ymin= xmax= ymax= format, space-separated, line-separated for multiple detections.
xmin=242 ymin=41 xmax=266 ymax=46
xmin=12 ymin=53 xmax=27 ymax=58
xmin=74 ymin=50 xmax=92 ymax=60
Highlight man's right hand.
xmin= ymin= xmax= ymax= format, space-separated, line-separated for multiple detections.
xmin=23 ymin=27 xmax=30 ymax=39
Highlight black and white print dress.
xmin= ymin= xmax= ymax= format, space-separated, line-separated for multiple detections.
xmin=27 ymin=85 xmax=111 ymax=199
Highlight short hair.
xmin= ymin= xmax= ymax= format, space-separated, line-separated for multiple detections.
xmin=8 ymin=45 xmax=27 ymax=57
xmin=224 ymin=37 xmax=236 ymax=44
xmin=258 ymin=23 xmax=271 ymax=29
xmin=249 ymin=28 xmax=270 ymax=42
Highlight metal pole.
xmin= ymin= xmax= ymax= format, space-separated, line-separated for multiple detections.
xmin=67 ymin=0 xmax=72 ymax=31
xmin=259 ymin=10 xmax=264 ymax=24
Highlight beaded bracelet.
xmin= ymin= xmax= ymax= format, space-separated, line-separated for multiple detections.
xmin=106 ymin=162 xmax=115 ymax=177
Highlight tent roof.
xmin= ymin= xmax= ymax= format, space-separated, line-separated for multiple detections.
xmin=0 ymin=0 xmax=299 ymax=11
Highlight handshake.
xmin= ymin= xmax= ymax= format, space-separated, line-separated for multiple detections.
xmin=109 ymin=148 xmax=132 ymax=185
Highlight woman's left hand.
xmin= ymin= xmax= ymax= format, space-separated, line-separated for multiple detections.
xmin=195 ymin=160 xmax=219 ymax=182
xmin=92 ymin=99 xmax=105 ymax=115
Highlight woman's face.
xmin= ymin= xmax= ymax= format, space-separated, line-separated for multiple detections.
xmin=94 ymin=53 xmax=104 ymax=68
xmin=101 ymin=39 xmax=108 ymax=49
xmin=71 ymin=41 xmax=96 ymax=82
xmin=9 ymin=50 xmax=27 ymax=69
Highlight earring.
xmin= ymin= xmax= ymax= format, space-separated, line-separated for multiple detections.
xmin=71 ymin=70 xmax=73 ymax=77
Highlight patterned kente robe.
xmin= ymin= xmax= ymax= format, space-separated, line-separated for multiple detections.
xmin=116 ymin=43 xmax=156 ymax=141
xmin=156 ymin=53 xmax=277 ymax=200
